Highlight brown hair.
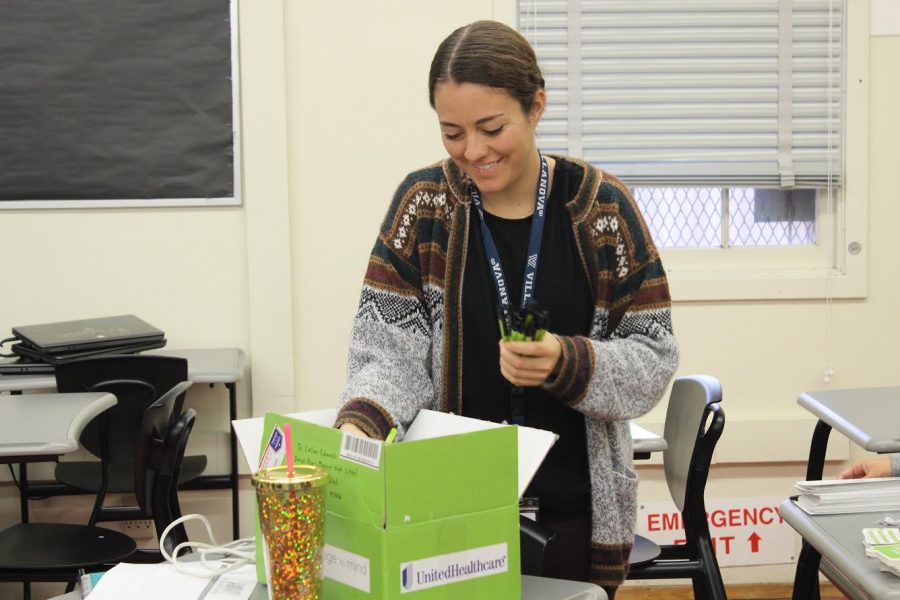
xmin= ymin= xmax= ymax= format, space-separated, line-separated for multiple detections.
xmin=428 ymin=20 xmax=545 ymax=115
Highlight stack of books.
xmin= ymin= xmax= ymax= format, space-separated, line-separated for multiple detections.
xmin=794 ymin=478 xmax=900 ymax=515
xmin=863 ymin=527 xmax=900 ymax=577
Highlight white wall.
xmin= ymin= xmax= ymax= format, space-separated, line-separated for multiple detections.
xmin=0 ymin=0 xmax=898 ymax=595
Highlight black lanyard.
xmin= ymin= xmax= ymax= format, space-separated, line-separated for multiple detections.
xmin=470 ymin=152 xmax=549 ymax=311
xmin=470 ymin=152 xmax=549 ymax=425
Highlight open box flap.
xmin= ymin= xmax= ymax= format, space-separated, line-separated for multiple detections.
xmin=403 ymin=410 xmax=557 ymax=498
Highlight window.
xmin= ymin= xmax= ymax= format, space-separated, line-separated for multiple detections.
xmin=518 ymin=0 xmax=867 ymax=299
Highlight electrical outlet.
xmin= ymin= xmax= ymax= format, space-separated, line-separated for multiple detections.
xmin=122 ymin=519 xmax=157 ymax=545
xmin=123 ymin=519 xmax=153 ymax=531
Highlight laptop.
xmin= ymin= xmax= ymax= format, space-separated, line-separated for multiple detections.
xmin=11 ymin=337 xmax=167 ymax=365
xmin=0 ymin=356 xmax=56 ymax=375
xmin=12 ymin=315 xmax=165 ymax=355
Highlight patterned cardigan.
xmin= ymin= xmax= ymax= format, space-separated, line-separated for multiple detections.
xmin=336 ymin=155 xmax=679 ymax=585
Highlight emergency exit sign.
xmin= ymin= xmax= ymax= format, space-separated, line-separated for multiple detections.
xmin=635 ymin=496 xmax=797 ymax=566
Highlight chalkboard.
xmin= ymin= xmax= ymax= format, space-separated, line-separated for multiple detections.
xmin=0 ymin=0 xmax=238 ymax=206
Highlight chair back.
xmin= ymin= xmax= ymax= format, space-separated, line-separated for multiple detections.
xmin=134 ymin=381 xmax=193 ymax=512
xmin=662 ymin=375 xmax=724 ymax=512
xmin=133 ymin=394 xmax=196 ymax=559
xmin=55 ymin=355 xmax=189 ymax=463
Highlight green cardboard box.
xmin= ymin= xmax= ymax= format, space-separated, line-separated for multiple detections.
xmin=236 ymin=409 xmax=532 ymax=599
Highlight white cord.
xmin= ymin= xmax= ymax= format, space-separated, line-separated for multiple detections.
xmin=159 ymin=513 xmax=256 ymax=578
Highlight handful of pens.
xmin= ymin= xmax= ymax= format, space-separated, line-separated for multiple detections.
xmin=496 ymin=300 xmax=550 ymax=342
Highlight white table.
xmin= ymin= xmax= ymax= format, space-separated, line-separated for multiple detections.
xmin=792 ymin=386 xmax=900 ymax=599
xmin=49 ymin=573 xmax=606 ymax=600
xmin=0 ymin=348 xmax=247 ymax=539
xmin=0 ymin=392 xmax=116 ymax=461
xmin=0 ymin=392 xmax=117 ymax=524
xmin=630 ymin=422 xmax=666 ymax=459
xmin=781 ymin=500 xmax=900 ymax=599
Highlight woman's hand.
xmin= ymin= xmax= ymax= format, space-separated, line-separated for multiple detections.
xmin=499 ymin=333 xmax=562 ymax=387
xmin=839 ymin=456 xmax=892 ymax=479
xmin=339 ymin=422 xmax=369 ymax=438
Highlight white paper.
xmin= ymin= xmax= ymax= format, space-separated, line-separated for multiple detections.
xmin=233 ymin=408 xmax=557 ymax=498
xmin=85 ymin=562 xmax=256 ymax=600
xmin=795 ymin=477 xmax=900 ymax=514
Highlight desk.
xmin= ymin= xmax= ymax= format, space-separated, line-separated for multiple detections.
xmin=0 ymin=392 xmax=117 ymax=523
xmin=792 ymin=386 xmax=900 ymax=599
xmin=0 ymin=393 xmax=117 ymax=461
xmin=781 ymin=500 xmax=900 ymax=599
xmin=0 ymin=348 xmax=247 ymax=540
xmin=630 ymin=422 xmax=666 ymax=459
xmin=49 ymin=573 xmax=607 ymax=600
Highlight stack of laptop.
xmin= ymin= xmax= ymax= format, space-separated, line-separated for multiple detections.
xmin=0 ymin=315 xmax=166 ymax=375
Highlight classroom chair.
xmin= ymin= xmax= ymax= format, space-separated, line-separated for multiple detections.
xmin=42 ymin=355 xmax=206 ymax=526
xmin=627 ymin=374 xmax=727 ymax=600
xmin=0 ymin=385 xmax=198 ymax=594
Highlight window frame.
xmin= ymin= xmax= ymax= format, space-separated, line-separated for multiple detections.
xmin=502 ymin=0 xmax=868 ymax=301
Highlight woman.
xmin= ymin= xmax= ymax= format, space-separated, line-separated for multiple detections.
xmin=335 ymin=20 xmax=678 ymax=596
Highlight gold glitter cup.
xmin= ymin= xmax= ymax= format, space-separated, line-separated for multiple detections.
xmin=252 ymin=465 xmax=328 ymax=600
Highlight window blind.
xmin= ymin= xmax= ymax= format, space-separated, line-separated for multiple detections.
xmin=519 ymin=0 xmax=843 ymax=188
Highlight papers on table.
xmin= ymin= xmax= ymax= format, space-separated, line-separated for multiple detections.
xmin=85 ymin=561 xmax=257 ymax=599
xmin=794 ymin=477 xmax=900 ymax=515
xmin=863 ymin=528 xmax=900 ymax=577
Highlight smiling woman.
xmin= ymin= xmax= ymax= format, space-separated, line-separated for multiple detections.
xmin=333 ymin=20 xmax=679 ymax=599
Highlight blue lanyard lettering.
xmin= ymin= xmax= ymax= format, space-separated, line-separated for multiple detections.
xmin=470 ymin=153 xmax=549 ymax=310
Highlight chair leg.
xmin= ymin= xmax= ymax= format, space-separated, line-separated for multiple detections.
xmin=691 ymin=574 xmax=708 ymax=600
xmin=792 ymin=541 xmax=821 ymax=600
xmin=697 ymin=536 xmax=727 ymax=600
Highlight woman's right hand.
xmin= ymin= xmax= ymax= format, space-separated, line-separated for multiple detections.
xmin=838 ymin=456 xmax=891 ymax=479
xmin=339 ymin=422 xmax=369 ymax=438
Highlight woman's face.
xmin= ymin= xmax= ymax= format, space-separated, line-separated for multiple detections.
xmin=433 ymin=81 xmax=544 ymax=199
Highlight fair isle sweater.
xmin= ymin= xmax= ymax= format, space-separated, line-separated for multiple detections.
xmin=336 ymin=155 xmax=679 ymax=585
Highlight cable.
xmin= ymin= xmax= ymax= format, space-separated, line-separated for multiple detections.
xmin=158 ymin=513 xmax=256 ymax=578
xmin=0 ymin=336 xmax=18 ymax=357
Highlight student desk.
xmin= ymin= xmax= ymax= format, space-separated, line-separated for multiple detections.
xmin=780 ymin=500 xmax=900 ymax=599
xmin=49 ymin=573 xmax=607 ymax=599
xmin=631 ymin=422 xmax=666 ymax=459
xmin=0 ymin=348 xmax=247 ymax=540
xmin=791 ymin=386 xmax=900 ymax=599
xmin=0 ymin=392 xmax=117 ymax=522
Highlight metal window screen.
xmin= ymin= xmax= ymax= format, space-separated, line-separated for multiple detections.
xmin=633 ymin=188 xmax=816 ymax=248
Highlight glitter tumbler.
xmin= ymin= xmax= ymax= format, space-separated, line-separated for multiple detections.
xmin=252 ymin=465 xmax=328 ymax=600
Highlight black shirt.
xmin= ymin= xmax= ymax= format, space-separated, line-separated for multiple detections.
xmin=461 ymin=160 xmax=593 ymax=515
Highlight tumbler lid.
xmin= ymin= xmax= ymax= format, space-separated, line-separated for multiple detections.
xmin=251 ymin=465 xmax=328 ymax=492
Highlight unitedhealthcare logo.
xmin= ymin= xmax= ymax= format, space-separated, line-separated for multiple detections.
xmin=399 ymin=543 xmax=508 ymax=593
xmin=401 ymin=563 xmax=413 ymax=591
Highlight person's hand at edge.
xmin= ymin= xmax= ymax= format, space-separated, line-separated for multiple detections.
xmin=838 ymin=456 xmax=891 ymax=479
xmin=499 ymin=333 xmax=562 ymax=387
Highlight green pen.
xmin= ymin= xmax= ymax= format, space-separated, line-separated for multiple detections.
xmin=496 ymin=305 xmax=510 ymax=342
xmin=385 ymin=428 xmax=398 ymax=444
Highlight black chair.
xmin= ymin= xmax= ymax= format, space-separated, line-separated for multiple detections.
xmin=133 ymin=402 xmax=196 ymax=561
xmin=627 ymin=374 xmax=727 ymax=600
xmin=0 ymin=384 xmax=198 ymax=593
xmin=519 ymin=516 xmax=557 ymax=576
xmin=44 ymin=355 xmax=206 ymax=526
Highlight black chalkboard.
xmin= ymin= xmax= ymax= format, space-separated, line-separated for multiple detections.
xmin=0 ymin=0 xmax=236 ymax=204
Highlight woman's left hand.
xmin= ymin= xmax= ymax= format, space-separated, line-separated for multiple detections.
xmin=499 ymin=333 xmax=563 ymax=387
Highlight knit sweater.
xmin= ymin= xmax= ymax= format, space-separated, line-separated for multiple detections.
xmin=336 ymin=155 xmax=679 ymax=585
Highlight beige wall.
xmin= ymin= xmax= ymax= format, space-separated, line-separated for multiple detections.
xmin=0 ymin=0 xmax=898 ymax=594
